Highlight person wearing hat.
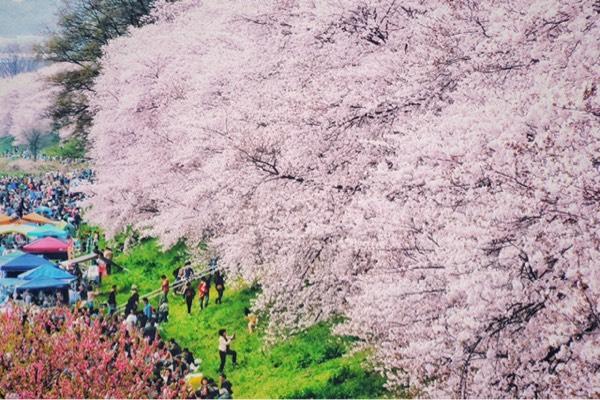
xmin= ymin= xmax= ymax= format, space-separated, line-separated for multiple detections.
xmin=125 ymin=285 xmax=139 ymax=316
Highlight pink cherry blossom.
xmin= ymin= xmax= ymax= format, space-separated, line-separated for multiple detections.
xmin=85 ymin=0 xmax=600 ymax=397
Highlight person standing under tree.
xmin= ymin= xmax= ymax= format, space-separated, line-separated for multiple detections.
xmin=160 ymin=275 xmax=169 ymax=303
xmin=103 ymin=247 xmax=113 ymax=274
xmin=198 ymin=278 xmax=209 ymax=310
xmin=218 ymin=329 xmax=237 ymax=373
xmin=203 ymin=273 xmax=211 ymax=308
xmin=183 ymin=282 xmax=195 ymax=314
xmin=214 ymin=271 xmax=225 ymax=305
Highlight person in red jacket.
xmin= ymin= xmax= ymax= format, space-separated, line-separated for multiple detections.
xmin=197 ymin=279 xmax=209 ymax=310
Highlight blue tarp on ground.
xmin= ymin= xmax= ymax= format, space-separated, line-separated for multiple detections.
xmin=19 ymin=264 xmax=75 ymax=281
xmin=0 ymin=253 xmax=57 ymax=273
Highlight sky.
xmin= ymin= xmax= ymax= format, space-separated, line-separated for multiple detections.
xmin=0 ymin=0 xmax=60 ymax=46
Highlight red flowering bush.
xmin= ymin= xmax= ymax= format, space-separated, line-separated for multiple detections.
xmin=0 ymin=307 xmax=187 ymax=398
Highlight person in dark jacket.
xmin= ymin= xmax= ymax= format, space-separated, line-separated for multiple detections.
xmin=124 ymin=285 xmax=139 ymax=316
xmin=107 ymin=285 xmax=117 ymax=315
xmin=183 ymin=282 xmax=195 ymax=314
xmin=214 ymin=271 xmax=225 ymax=305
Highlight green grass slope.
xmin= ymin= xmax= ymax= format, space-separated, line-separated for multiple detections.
xmin=98 ymin=239 xmax=391 ymax=398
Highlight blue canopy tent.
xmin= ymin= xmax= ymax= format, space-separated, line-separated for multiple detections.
xmin=16 ymin=278 xmax=71 ymax=305
xmin=0 ymin=253 xmax=57 ymax=278
xmin=0 ymin=278 xmax=26 ymax=287
xmin=15 ymin=278 xmax=71 ymax=305
xmin=19 ymin=264 xmax=75 ymax=282
xmin=16 ymin=278 xmax=71 ymax=290
xmin=0 ymin=278 xmax=26 ymax=305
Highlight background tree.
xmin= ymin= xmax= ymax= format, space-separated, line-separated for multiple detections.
xmin=0 ymin=43 xmax=42 ymax=78
xmin=40 ymin=0 xmax=175 ymax=142
xmin=0 ymin=65 xmax=65 ymax=158
xmin=87 ymin=0 xmax=599 ymax=397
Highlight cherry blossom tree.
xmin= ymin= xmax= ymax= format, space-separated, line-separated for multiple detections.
xmin=0 ymin=64 xmax=66 ymax=159
xmin=87 ymin=0 xmax=599 ymax=396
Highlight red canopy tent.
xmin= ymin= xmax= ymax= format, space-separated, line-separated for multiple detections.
xmin=23 ymin=237 xmax=70 ymax=260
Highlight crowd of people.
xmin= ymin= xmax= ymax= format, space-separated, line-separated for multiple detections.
xmin=0 ymin=304 xmax=234 ymax=398
xmin=2 ymin=282 xmax=236 ymax=398
xmin=0 ymin=170 xmax=91 ymax=224
xmin=0 ymin=171 xmax=248 ymax=398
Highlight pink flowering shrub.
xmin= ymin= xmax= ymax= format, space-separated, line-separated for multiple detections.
xmin=0 ymin=307 xmax=186 ymax=398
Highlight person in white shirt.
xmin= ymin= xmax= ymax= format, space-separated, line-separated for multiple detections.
xmin=123 ymin=311 xmax=138 ymax=329
xmin=24 ymin=290 xmax=32 ymax=306
xmin=218 ymin=329 xmax=237 ymax=372
xmin=87 ymin=263 xmax=100 ymax=284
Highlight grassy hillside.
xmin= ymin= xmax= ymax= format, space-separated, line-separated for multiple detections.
xmin=99 ymin=239 xmax=392 ymax=398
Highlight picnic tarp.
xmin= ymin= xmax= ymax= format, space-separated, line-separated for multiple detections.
xmin=21 ymin=213 xmax=57 ymax=225
xmin=19 ymin=264 xmax=75 ymax=281
xmin=0 ymin=224 xmax=35 ymax=236
xmin=23 ymin=237 xmax=69 ymax=254
xmin=0 ymin=214 xmax=16 ymax=225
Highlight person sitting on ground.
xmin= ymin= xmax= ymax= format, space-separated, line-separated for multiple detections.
xmin=197 ymin=377 xmax=211 ymax=399
xmin=169 ymin=338 xmax=182 ymax=358
xmin=219 ymin=374 xmax=233 ymax=399
xmin=218 ymin=329 xmax=237 ymax=373
xmin=244 ymin=307 xmax=258 ymax=333
xmin=182 ymin=348 xmax=195 ymax=368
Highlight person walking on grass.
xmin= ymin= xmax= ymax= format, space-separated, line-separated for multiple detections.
xmin=161 ymin=274 xmax=169 ymax=302
xmin=198 ymin=278 xmax=209 ymax=310
xmin=183 ymin=282 xmax=195 ymax=314
xmin=203 ymin=273 xmax=211 ymax=308
xmin=214 ymin=271 xmax=225 ymax=305
xmin=218 ymin=329 xmax=237 ymax=373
